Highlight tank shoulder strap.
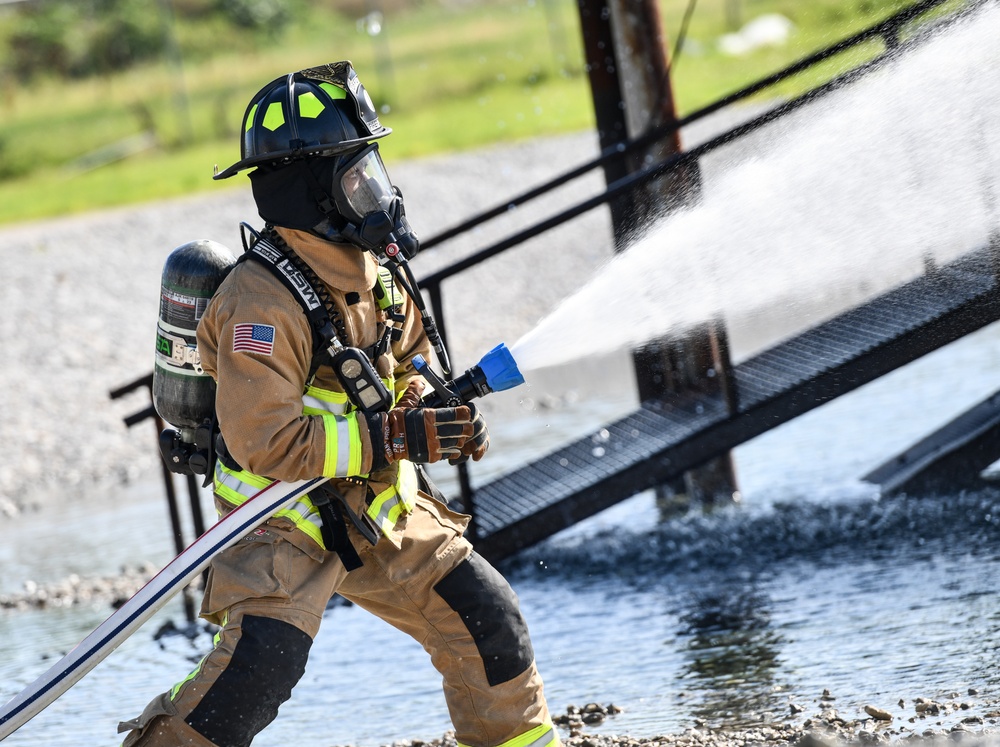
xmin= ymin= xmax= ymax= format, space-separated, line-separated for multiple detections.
xmin=239 ymin=231 xmax=387 ymax=383
xmin=240 ymin=234 xmax=337 ymax=360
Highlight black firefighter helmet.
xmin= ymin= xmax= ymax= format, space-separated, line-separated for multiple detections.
xmin=214 ymin=61 xmax=389 ymax=180
xmin=214 ymin=61 xmax=419 ymax=259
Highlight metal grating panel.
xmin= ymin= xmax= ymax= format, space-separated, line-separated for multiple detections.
xmin=469 ymin=246 xmax=1000 ymax=560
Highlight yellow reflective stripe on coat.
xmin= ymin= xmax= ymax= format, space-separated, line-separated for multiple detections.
xmin=214 ymin=376 xmax=406 ymax=548
xmin=215 ymin=458 xmax=415 ymax=544
xmin=303 ymin=383 xmax=382 ymax=477
xmin=214 ymin=462 xmax=326 ymax=548
xmin=320 ymin=413 xmax=363 ymax=477
xmin=302 ymin=384 xmax=350 ymax=416
xmin=303 ymin=378 xmax=395 ymax=417
xmin=366 ymin=461 xmax=418 ymax=536
xmin=458 ymin=723 xmax=559 ymax=747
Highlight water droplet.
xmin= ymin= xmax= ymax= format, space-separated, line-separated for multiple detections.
xmin=592 ymin=446 xmax=606 ymax=457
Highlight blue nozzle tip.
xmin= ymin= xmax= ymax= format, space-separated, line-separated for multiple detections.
xmin=477 ymin=343 xmax=524 ymax=393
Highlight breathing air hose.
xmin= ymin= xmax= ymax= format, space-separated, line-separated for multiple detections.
xmin=387 ymin=256 xmax=453 ymax=377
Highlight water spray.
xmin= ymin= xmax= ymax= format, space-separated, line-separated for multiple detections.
xmin=510 ymin=3 xmax=1000 ymax=373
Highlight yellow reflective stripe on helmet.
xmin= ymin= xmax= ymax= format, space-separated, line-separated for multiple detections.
xmin=245 ymin=104 xmax=259 ymax=132
xmin=319 ymin=82 xmax=347 ymax=100
xmin=366 ymin=461 xmax=417 ymax=537
xmin=298 ymin=91 xmax=325 ymax=119
xmin=262 ymin=101 xmax=285 ymax=131
xmin=321 ymin=412 xmax=362 ymax=477
xmin=458 ymin=724 xmax=558 ymax=747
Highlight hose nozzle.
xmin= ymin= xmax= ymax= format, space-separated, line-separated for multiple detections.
xmin=416 ymin=343 xmax=524 ymax=407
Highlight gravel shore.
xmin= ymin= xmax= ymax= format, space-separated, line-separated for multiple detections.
xmin=4 ymin=562 xmax=1000 ymax=747
xmin=391 ymin=694 xmax=1000 ymax=747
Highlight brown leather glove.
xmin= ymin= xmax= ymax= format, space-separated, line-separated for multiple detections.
xmin=394 ymin=377 xmax=425 ymax=409
xmin=366 ymin=404 xmax=477 ymax=470
xmin=450 ymin=403 xmax=490 ymax=465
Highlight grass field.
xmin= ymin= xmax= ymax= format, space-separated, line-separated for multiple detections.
xmin=0 ymin=0 xmax=959 ymax=225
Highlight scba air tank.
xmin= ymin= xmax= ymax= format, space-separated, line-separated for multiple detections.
xmin=153 ymin=239 xmax=237 ymax=433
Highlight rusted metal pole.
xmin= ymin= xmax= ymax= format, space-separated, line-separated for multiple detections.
xmin=577 ymin=0 xmax=739 ymax=508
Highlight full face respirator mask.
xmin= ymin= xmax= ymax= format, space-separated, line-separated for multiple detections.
xmin=249 ymin=144 xmax=419 ymax=261
xmin=325 ymin=144 xmax=419 ymax=260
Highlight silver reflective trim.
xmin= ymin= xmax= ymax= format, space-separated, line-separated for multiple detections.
xmin=281 ymin=497 xmax=324 ymax=533
xmin=214 ymin=463 xmax=324 ymax=536
xmin=368 ymin=495 xmax=396 ymax=536
xmin=330 ymin=415 xmax=353 ymax=476
xmin=459 ymin=725 xmax=557 ymax=747
xmin=302 ymin=392 xmax=349 ymax=415
xmin=522 ymin=726 xmax=557 ymax=747
xmin=215 ymin=462 xmax=260 ymax=499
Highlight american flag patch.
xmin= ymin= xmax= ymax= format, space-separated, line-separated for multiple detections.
xmin=233 ymin=323 xmax=275 ymax=355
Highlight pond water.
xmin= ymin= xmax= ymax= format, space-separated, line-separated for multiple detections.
xmin=4 ymin=321 xmax=1000 ymax=747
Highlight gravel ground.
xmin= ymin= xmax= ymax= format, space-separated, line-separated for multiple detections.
xmin=0 ymin=103 xmax=779 ymax=519
xmin=386 ymin=694 xmax=1000 ymax=747
xmin=0 ymin=130 xmax=620 ymax=518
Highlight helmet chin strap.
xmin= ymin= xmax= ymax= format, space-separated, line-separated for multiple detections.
xmin=299 ymin=166 xmax=359 ymax=247
xmin=310 ymin=217 xmax=350 ymax=244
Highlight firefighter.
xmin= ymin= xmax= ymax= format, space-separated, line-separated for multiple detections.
xmin=120 ymin=62 xmax=558 ymax=747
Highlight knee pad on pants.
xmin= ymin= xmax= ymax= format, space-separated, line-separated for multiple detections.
xmin=433 ymin=552 xmax=535 ymax=686
xmin=185 ymin=614 xmax=311 ymax=746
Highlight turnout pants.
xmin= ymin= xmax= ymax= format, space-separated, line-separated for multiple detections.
xmin=118 ymin=493 xmax=556 ymax=747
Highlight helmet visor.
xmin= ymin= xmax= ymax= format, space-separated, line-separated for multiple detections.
xmin=337 ymin=145 xmax=395 ymax=223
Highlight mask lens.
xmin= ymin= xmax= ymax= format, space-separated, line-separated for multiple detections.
xmin=338 ymin=147 xmax=395 ymax=222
